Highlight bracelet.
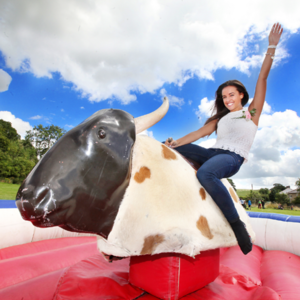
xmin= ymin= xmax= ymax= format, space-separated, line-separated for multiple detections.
xmin=268 ymin=45 xmax=276 ymax=49
xmin=265 ymin=52 xmax=275 ymax=60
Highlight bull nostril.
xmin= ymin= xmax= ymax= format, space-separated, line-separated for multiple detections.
xmin=33 ymin=187 xmax=57 ymax=219
xmin=36 ymin=187 xmax=50 ymax=203
xmin=16 ymin=184 xmax=57 ymax=222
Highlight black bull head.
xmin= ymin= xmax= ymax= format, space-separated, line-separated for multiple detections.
xmin=16 ymin=98 xmax=169 ymax=238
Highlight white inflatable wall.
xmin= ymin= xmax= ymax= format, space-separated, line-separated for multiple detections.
xmin=0 ymin=208 xmax=94 ymax=250
xmin=1 ymin=208 xmax=300 ymax=257
xmin=249 ymin=216 xmax=300 ymax=256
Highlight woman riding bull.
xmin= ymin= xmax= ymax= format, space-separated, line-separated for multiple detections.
xmin=165 ymin=23 xmax=283 ymax=255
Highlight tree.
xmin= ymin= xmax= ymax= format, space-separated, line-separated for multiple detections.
xmin=294 ymin=196 xmax=300 ymax=205
xmin=0 ymin=132 xmax=10 ymax=152
xmin=245 ymin=190 xmax=262 ymax=204
xmin=25 ymin=124 xmax=66 ymax=158
xmin=296 ymin=178 xmax=300 ymax=192
xmin=269 ymin=183 xmax=286 ymax=202
xmin=294 ymin=179 xmax=300 ymax=205
xmin=0 ymin=120 xmax=38 ymax=182
xmin=0 ymin=120 xmax=20 ymax=141
xmin=272 ymin=183 xmax=286 ymax=191
xmin=275 ymin=193 xmax=290 ymax=206
xmin=0 ymin=120 xmax=19 ymax=152
xmin=259 ymin=188 xmax=269 ymax=195
xmin=227 ymin=178 xmax=236 ymax=191
xmin=21 ymin=139 xmax=38 ymax=161
xmin=259 ymin=188 xmax=269 ymax=202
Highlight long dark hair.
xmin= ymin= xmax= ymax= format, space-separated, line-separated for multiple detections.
xmin=204 ymin=80 xmax=249 ymax=131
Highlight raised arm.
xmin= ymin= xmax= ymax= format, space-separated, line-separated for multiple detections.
xmin=165 ymin=119 xmax=218 ymax=148
xmin=249 ymin=23 xmax=283 ymax=126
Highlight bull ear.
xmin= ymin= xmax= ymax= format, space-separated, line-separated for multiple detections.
xmin=135 ymin=97 xmax=169 ymax=134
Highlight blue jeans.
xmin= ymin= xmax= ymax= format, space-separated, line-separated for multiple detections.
xmin=174 ymin=143 xmax=244 ymax=223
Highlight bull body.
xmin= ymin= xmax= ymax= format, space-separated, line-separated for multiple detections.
xmin=16 ymin=99 xmax=255 ymax=257
xmin=97 ymin=135 xmax=254 ymax=257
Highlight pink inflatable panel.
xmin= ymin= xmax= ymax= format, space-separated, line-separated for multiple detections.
xmin=0 ymin=269 xmax=67 ymax=300
xmin=54 ymin=255 xmax=143 ymax=300
xmin=261 ymin=250 xmax=300 ymax=300
xmin=1 ymin=238 xmax=300 ymax=300
xmin=219 ymin=245 xmax=264 ymax=285
xmin=0 ymin=236 xmax=96 ymax=261
xmin=0 ymin=237 xmax=99 ymax=300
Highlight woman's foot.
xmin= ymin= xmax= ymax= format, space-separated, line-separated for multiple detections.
xmin=229 ymin=218 xmax=252 ymax=255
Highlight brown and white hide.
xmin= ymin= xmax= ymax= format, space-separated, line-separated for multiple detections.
xmin=97 ymin=135 xmax=255 ymax=257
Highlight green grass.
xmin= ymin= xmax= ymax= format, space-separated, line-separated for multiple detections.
xmin=2 ymin=184 xmax=299 ymax=216
xmin=0 ymin=182 xmax=20 ymax=200
xmin=236 ymin=189 xmax=259 ymax=198
xmin=249 ymin=207 xmax=300 ymax=216
xmin=236 ymin=189 xmax=300 ymax=216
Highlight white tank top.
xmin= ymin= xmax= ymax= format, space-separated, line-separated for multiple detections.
xmin=211 ymin=109 xmax=258 ymax=162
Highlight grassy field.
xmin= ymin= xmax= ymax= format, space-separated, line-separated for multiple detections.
xmin=0 ymin=182 xmax=20 ymax=200
xmin=1 ymin=184 xmax=300 ymax=216
xmin=1 ymin=187 xmax=256 ymax=201
xmin=236 ymin=189 xmax=300 ymax=215
xmin=236 ymin=189 xmax=259 ymax=198
xmin=249 ymin=207 xmax=300 ymax=216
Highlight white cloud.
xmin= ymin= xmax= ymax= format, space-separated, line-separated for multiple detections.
xmin=0 ymin=111 xmax=32 ymax=138
xmin=29 ymin=115 xmax=42 ymax=120
xmin=138 ymin=129 xmax=155 ymax=139
xmin=65 ymin=124 xmax=74 ymax=129
xmin=0 ymin=69 xmax=12 ymax=92
xmin=198 ymin=138 xmax=216 ymax=149
xmin=247 ymin=98 xmax=272 ymax=114
xmin=233 ymin=109 xmax=300 ymax=189
xmin=233 ymin=177 xmax=298 ymax=190
xmin=196 ymin=97 xmax=215 ymax=119
xmin=80 ymin=107 xmax=84 ymax=109
xmin=61 ymin=109 xmax=64 ymax=112
xmin=0 ymin=1 xmax=298 ymax=104
xmin=262 ymin=101 xmax=272 ymax=114
xmin=160 ymin=89 xmax=184 ymax=108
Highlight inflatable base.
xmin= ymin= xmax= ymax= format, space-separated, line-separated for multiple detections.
xmin=129 ymin=249 xmax=220 ymax=299
xmin=1 ymin=237 xmax=300 ymax=300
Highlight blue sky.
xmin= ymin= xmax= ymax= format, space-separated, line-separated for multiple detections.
xmin=1 ymin=0 xmax=300 ymax=189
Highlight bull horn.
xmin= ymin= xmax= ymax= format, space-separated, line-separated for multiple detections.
xmin=135 ymin=96 xmax=169 ymax=134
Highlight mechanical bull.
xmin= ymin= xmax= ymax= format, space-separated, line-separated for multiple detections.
xmin=16 ymin=97 xmax=255 ymax=257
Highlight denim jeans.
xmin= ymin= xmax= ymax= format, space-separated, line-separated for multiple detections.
xmin=174 ymin=143 xmax=244 ymax=223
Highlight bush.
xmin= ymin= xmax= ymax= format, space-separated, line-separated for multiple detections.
xmin=0 ymin=120 xmax=38 ymax=183
xmin=265 ymin=202 xmax=279 ymax=209
xmin=275 ymin=193 xmax=290 ymax=205
xmin=245 ymin=191 xmax=262 ymax=204
xmin=294 ymin=196 xmax=300 ymax=205
xmin=3 ymin=178 xmax=12 ymax=184
xmin=12 ymin=177 xmax=23 ymax=185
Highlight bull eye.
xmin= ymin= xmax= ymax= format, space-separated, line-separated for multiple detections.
xmin=98 ymin=129 xmax=106 ymax=139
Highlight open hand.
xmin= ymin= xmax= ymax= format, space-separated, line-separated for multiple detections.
xmin=269 ymin=23 xmax=283 ymax=46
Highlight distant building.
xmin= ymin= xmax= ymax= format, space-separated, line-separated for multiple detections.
xmin=280 ymin=187 xmax=299 ymax=201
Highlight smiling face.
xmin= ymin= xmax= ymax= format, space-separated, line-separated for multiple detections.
xmin=222 ymin=86 xmax=244 ymax=112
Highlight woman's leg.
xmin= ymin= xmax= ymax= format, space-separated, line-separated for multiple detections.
xmin=196 ymin=153 xmax=252 ymax=255
xmin=173 ymin=144 xmax=215 ymax=165
xmin=196 ymin=153 xmax=241 ymax=222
